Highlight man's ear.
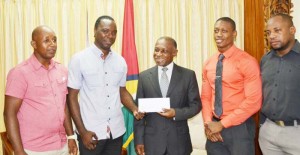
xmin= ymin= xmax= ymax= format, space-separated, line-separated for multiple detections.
xmin=173 ymin=49 xmax=178 ymax=57
xmin=290 ymin=26 xmax=296 ymax=35
xmin=233 ymin=30 xmax=237 ymax=40
xmin=94 ymin=28 xmax=97 ymax=37
xmin=31 ymin=40 xmax=36 ymax=49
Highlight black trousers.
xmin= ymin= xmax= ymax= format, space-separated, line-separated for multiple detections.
xmin=78 ymin=133 xmax=123 ymax=155
xmin=206 ymin=117 xmax=255 ymax=155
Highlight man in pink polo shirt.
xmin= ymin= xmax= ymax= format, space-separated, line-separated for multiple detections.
xmin=4 ymin=25 xmax=78 ymax=155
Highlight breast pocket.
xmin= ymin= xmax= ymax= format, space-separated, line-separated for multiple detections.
xmin=285 ymin=63 xmax=300 ymax=90
xmin=56 ymin=77 xmax=67 ymax=94
xmin=261 ymin=62 xmax=277 ymax=84
xmin=110 ymin=70 xmax=125 ymax=86
xmin=34 ymin=81 xmax=51 ymax=97
xmin=82 ymin=70 xmax=104 ymax=88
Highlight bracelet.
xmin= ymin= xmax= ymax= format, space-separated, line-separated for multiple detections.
xmin=67 ymin=134 xmax=77 ymax=140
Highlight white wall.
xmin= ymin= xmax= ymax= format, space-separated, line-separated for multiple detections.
xmin=291 ymin=0 xmax=300 ymax=40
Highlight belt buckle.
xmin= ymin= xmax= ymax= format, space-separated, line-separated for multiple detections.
xmin=275 ymin=121 xmax=285 ymax=127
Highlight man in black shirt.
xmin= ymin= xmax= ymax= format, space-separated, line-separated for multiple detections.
xmin=259 ymin=13 xmax=300 ymax=154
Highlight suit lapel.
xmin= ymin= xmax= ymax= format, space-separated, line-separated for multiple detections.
xmin=147 ymin=66 xmax=162 ymax=96
xmin=167 ymin=64 xmax=181 ymax=96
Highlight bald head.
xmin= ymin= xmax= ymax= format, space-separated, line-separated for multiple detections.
xmin=266 ymin=13 xmax=296 ymax=55
xmin=31 ymin=25 xmax=55 ymax=41
xmin=153 ymin=36 xmax=178 ymax=67
xmin=157 ymin=36 xmax=177 ymax=49
xmin=269 ymin=13 xmax=294 ymax=27
xmin=30 ymin=25 xmax=57 ymax=62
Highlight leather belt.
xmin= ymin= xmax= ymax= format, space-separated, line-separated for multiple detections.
xmin=270 ymin=119 xmax=300 ymax=127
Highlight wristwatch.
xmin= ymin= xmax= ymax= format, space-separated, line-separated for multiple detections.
xmin=67 ymin=134 xmax=77 ymax=140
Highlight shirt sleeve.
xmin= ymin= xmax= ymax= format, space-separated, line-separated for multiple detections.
xmin=119 ymin=58 xmax=127 ymax=87
xmin=220 ymin=57 xmax=262 ymax=128
xmin=5 ymin=68 xmax=27 ymax=99
xmin=201 ymin=61 xmax=213 ymax=123
xmin=67 ymin=54 xmax=82 ymax=89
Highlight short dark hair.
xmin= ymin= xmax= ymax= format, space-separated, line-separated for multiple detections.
xmin=270 ymin=13 xmax=294 ymax=27
xmin=157 ymin=36 xmax=177 ymax=49
xmin=216 ymin=17 xmax=236 ymax=31
xmin=94 ymin=15 xmax=115 ymax=30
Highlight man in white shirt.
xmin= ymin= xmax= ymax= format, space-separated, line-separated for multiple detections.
xmin=67 ymin=15 xmax=143 ymax=155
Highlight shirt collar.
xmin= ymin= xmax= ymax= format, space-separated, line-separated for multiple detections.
xmin=29 ymin=54 xmax=55 ymax=70
xmin=291 ymin=39 xmax=300 ymax=54
xmin=92 ymin=43 xmax=112 ymax=59
xmin=158 ymin=62 xmax=174 ymax=72
xmin=218 ymin=44 xmax=237 ymax=59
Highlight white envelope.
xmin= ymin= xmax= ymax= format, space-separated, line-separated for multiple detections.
xmin=138 ymin=98 xmax=170 ymax=112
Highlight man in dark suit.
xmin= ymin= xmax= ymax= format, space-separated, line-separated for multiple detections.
xmin=134 ymin=36 xmax=202 ymax=155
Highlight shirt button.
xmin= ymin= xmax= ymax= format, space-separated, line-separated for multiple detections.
xmin=273 ymin=98 xmax=276 ymax=101
xmin=107 ymin=95 xmax=109 ymax=97
xmin=108 ymin=107 xmax=110 ymax=109
xmin=106 ymin=84 xmax=108 ymax=86
xmin=105 ymin=72 xmax=107 ymax=74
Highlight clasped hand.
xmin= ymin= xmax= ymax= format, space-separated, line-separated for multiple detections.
xmin=204 ymin=121 xmax=224 ymax=142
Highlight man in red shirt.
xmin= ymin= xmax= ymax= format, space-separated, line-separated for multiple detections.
xmin=201 ymin=17 xmax=262 ymax=154
xmin=4 ymin=25 xmax=77 ymax=155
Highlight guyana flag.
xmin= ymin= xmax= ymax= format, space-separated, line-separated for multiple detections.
xmin=121 ymin=0 xmax=138 ymax=155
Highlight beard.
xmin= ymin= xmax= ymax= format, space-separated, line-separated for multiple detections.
xmin=271 ymin=40 xmax=293 ymax=52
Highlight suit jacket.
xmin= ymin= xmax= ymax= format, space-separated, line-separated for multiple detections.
xmin=134 ymin=63 xmax=202 ymax=155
